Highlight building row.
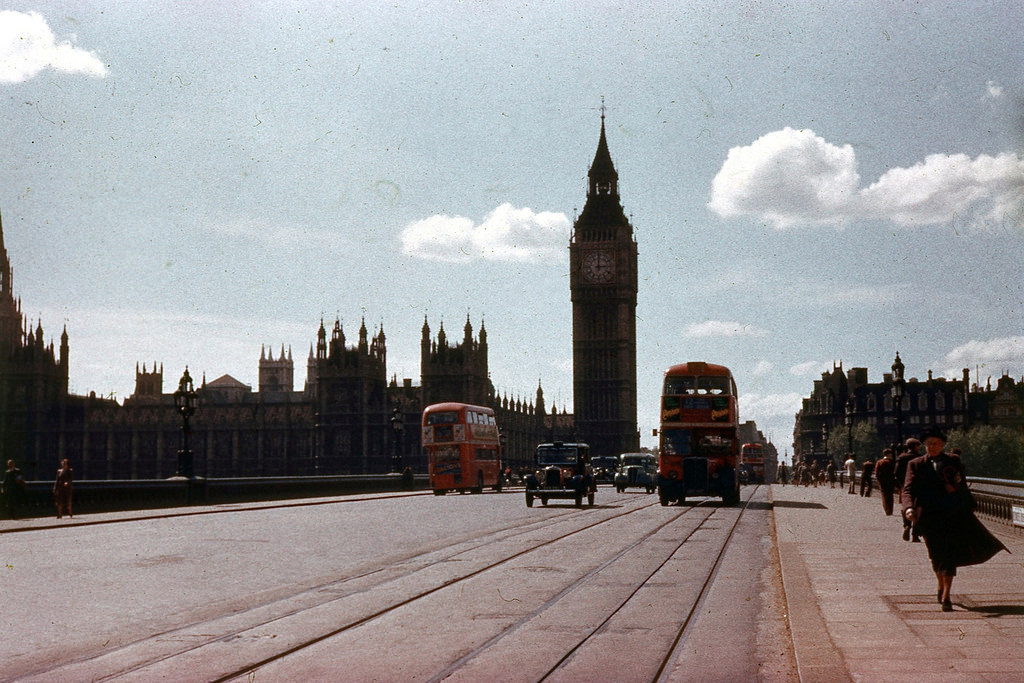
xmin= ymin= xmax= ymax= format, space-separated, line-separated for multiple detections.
xmin=793 ymin=354 xmax=1024 ymax=464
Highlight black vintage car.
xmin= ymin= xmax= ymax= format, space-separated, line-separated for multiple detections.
xmin=591 ymin=455 xmax=619 ymax=484
xmin=524 ymin=442 xmax=595 ymax=508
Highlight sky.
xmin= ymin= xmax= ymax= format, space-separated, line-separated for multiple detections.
xmin=1 ymin=1 xmax=1022 ymax=455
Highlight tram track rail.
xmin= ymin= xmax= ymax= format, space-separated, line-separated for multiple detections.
xmin=17 ymin=495 xmax=660 ymax=682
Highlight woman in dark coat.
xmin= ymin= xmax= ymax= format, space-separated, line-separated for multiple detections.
xmin=900 ymin=427 xmax=1008 ymax=612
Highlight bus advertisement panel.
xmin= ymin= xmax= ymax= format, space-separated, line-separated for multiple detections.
xmin=422 ymin=403 xmax=502 ymax=495
xmin=657 ymin=362 xmax=741 ymax=505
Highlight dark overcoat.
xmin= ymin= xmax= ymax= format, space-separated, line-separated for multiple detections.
xmin=900 ymin=453 xmax=1007 ymax=572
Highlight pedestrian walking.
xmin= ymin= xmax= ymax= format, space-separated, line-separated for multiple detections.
xmin=895 ymin=438 xmax=921 ymax=541
xmin=826 ymin=461 xmax=837 ymax=488
xmin=53 ymin=458 xmax=73 ymax=519
xmin=845 ymin=456 xmax=856 ymax=494
xmin=860 ymin=458 xmax=875 ymax=497
xmin=900 ymin=427 xmax=1008 ymax=612
xmin=778 ymin=462 xmax=789 ymax=485
xmin=874 ymin=449 xmax=896 ymax=515
xmin=3 ymin=459 xmax=27 ymax=519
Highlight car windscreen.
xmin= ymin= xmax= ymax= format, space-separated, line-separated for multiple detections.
xmin=536 ymin=447 xmax=579 ymax=466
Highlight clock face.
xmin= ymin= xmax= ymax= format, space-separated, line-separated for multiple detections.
xmin=582 ymin=251 xmax=615 ymax=283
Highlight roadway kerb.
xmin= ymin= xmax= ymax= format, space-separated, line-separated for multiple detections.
xmin=771 ymin=482 xmax=1024 ymax=681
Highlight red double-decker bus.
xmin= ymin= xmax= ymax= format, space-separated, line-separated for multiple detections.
xmin=422 ymin=402 xmax=502 ymax=495
xmin=740 ymin=443 xmax=766 ymax=484
xmin=657 ymin=362 xmax=741 ymax=505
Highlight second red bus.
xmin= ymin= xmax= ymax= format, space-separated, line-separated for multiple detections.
xmin=422 ymin=402 xmax=502 ymax=495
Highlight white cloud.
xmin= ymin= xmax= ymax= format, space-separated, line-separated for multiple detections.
xmin=684 ymin=320 xmax=768 ymax=338
xmin=789 ymin=360 xmax=829 ymax=376
xmin=401 ymin=203 xmax=569 ymax=263
xmin=938 ymin=336 xmax=1024 ymax=378
xmin=708 ymin=127 xmax=1024 ymax=230
xmin=742 ymin=391 xmax=805 ymax=418
xmin=985 ymin=80 xmax=1004 ymax=100
xmin=751 ymin=360 xmax=774 ymax=377
xmin=0 ymin=11 xmax=107 ymax=83
xmin=708 ymin=128 xmax=859 ymax=228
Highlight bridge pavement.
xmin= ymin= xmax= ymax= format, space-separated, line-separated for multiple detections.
xmin=772 ymin=482 xmax=1024 ymax=681
xmin=2 ymin=486 xmax=1022 ymax=681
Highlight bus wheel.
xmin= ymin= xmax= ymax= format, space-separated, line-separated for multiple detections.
xmin=525 ymin=492 xmax=534 ymax=507
xmin=587 ymin=492 xmax=595 ymax=506
xmin=433 ymin=489 xmax=446 ymax=496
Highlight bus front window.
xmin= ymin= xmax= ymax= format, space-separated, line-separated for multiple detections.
xmin=427 ymin=411 xmax=459 ymax=425
xmin=661 ymin=429 xmax=691 ymax=456
xmin=664 ymin=376 xmax=696 ymax=395
xmin=697 ymin=376 xmax=731 ymax=395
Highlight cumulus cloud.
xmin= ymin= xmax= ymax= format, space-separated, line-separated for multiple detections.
xmin=985 ymin=80 xmax=1004 ymax=100
xmin=789 ymin=360 xmax=829 ymax=376
xmin=742 ymin=391 xmax=805 ymax=418
xmin=938 ymin=336 xmax=1024 ymax=377
xmin=684 ymin=320 xmax=768 ymax=338
xmin=401 ymin=203 xmax=569 ymax=263
xmin=708 ymin=127 xmax=1024 ymax=230
xmin=0 ymin=11 xmax=107 ymax=83
xmin=751 ymin=360 xmax=774 ymax=377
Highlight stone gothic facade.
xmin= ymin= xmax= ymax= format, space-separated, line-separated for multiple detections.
xmin=0 ymin=202 xmax=571 ymax=479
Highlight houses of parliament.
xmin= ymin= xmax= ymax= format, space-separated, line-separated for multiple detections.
xmin=0 ymin=118 xmax=639 ymax=480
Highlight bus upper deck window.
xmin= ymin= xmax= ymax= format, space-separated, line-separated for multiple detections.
xmin=697 ymin=376 xmax=731 ymax=395
xmin=665 ymin=377 xmax=696 ymax=394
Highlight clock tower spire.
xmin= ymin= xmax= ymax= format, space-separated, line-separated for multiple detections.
xmin=569 ymin=108 xmax=639 ymax=457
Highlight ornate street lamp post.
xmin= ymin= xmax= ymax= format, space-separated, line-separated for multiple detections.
xmin=891 ymin=352 xmax=906 ymax=448
xmin=173 ymin=367 xmax=198 ymax=479
xmin=845 ymin=397 xmax=855 ymax=462
xmin=820 ymin=423 xmax=828 ymax=467
xmin=390 ymin=407 xmax=404 ymax=473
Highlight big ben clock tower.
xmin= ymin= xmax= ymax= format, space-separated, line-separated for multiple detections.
xmin=569 ymin=111 xmax=639 ymax=457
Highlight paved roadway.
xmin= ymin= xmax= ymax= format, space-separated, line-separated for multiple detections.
xmin=1 ymin=486 xmax=791 ymax=681
xmin=2 ymin=483 xmax=1022 ymax=681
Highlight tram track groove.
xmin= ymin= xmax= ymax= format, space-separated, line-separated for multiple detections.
xmin=18 ymin=495 xmax=659 ymax=682
xmin=429 ymin=499 xmax=719 ymax=683
xmin=652 ymin=485 xmax=761 ymax=682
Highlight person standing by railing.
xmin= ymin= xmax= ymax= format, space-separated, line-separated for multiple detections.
xmin=54 ymin=458 xmax=74 ymax=519
xmin=3 ymin=459 xmax=26 ymax=519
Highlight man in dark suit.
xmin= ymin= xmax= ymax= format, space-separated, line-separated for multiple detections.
xmin=894 ymin=438 xmax=921 ymax=541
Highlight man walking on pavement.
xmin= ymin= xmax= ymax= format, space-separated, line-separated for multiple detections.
xmin=895 ymin=438 xmax=922 ymax=541
xmin=845 ymin=455 xmax=857 ymax=494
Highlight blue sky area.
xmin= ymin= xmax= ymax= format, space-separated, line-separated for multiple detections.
xmin=2 ymin=2 xmax=1022 ymax=455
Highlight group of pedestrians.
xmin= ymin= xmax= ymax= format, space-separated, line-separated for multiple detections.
xmin=868 ymin=428 xmax=1008 ymax=612
xmin=2 ymin=458 xmax=74 ymax=520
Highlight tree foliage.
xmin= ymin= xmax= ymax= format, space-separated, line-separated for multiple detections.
xmin=946 ymin=426 xmax=1024 ymax=480
xmin=826 ymin=421 xmax=882 ymax=466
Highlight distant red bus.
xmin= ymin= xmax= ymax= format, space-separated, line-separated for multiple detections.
xmin=657 ymin=362 xmax=740 ymax=505
xmin=740 ymin=443 xmax=766 ymax=484
xmin=422 ymin=402 xmax=502 ymax=495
